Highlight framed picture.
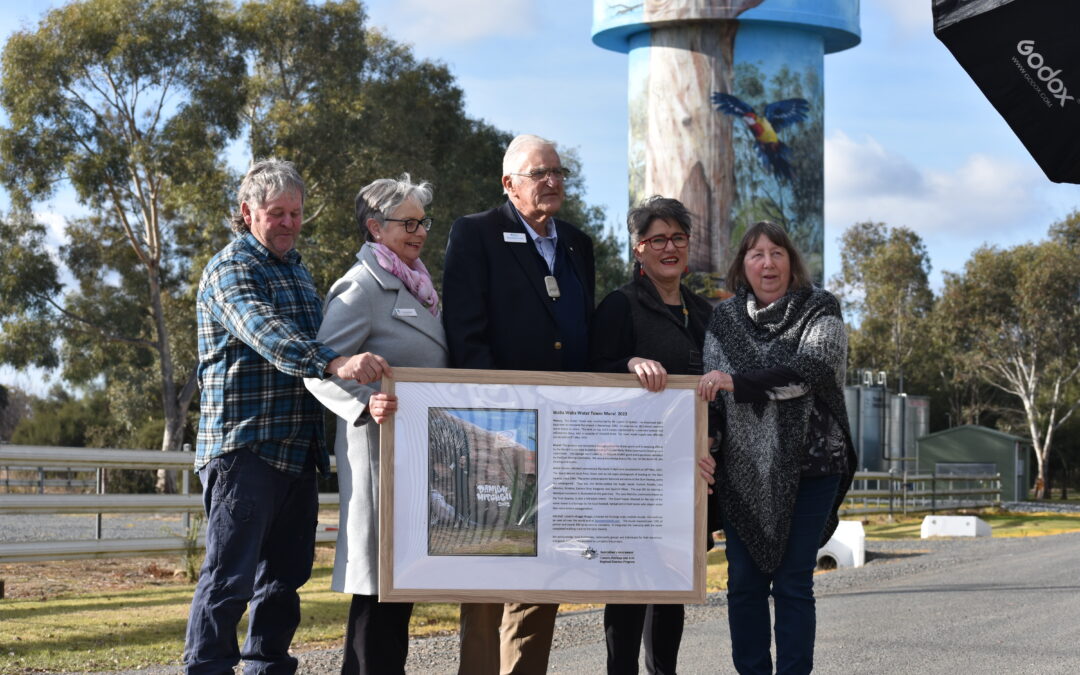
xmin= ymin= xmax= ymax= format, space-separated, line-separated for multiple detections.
xmin=378 ymin=367 xmax=708 ymax=604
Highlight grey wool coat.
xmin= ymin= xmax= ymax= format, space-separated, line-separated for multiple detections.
xmin=305 ymin=243 xmax=448 ymax=595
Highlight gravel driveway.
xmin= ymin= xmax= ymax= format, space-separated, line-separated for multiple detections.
xmin=50 ymin=507 xmax=1080 ymax=674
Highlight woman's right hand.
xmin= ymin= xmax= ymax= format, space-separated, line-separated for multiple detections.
xmin=368 ymin=392 xmax=398 ymax=425
xmin=628 ymin=357 xmax=668 ymax=392
xmin=697 ymin=370 xmax=734 ymax=401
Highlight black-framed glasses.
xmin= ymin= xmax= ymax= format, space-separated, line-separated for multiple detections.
xmin=509 ymin=167 xmax=572 ymax=182
xmin=384 ymin=217 xmax=433 ymax=233
xmin=638 ymin=233 xmax=690 ymax=251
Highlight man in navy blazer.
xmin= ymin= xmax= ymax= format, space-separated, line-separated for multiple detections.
xmin=443 ymin=134 xmax=595 ymax=674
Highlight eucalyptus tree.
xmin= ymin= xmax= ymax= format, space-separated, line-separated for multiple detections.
xmin=236 ymin=0 xmax=513 ymax=292
xmin=830 ymin=221 xmax=934 ymax=392
xmin=0 ymin=0 xmax=246 ymax=488
xmin=236 ymin=0 xmax=624 ymax=296
xmin=940 ymin=232 xmax=1080 ymax=499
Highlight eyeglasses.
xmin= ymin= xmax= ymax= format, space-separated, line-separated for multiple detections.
xmin=509 ymin=167 xmax=572 ymax=182
xmin=384 ymin=217 xmax=433 ymax=233
xmin=637 ymin=233 xmax=690 ymax=251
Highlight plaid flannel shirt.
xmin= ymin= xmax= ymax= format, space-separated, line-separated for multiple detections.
xmin=196 ymin=233 xmax=338 ymax=475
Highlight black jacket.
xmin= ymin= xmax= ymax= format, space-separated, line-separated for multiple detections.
xmin=589 ymin=274 xmax=711 ymax=375
xmin=443 ymin=201 xmax=595 ymax=371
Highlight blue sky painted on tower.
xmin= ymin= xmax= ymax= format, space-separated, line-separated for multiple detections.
xmin=2 ymin=0 xmax=1079 ymax=393
xmin=442 ymin=409 xmax=538 ymax=452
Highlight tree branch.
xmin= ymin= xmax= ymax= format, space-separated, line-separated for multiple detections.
xmin=39 ymin=293 xmax=156 ymax=350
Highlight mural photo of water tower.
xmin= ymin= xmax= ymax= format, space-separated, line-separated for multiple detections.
xmin=592 ymin=0 xmax=860 ymax=295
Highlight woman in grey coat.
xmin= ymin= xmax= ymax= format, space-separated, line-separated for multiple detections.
xmin=305 ymin=174 xmax=447 ymax=674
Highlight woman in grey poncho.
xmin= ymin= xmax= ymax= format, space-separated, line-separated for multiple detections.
xmin=698 ymin=221 xmax=856 ymax=675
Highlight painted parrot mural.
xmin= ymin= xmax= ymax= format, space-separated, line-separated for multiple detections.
xmin=712 ymin=92 xmax=809 ymax=181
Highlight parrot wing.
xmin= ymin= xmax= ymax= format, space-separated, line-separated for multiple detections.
xmin=763 ymin=98 xmax=810 ymax=130
xmin=712 ymin=92 xmax=754 ymax=117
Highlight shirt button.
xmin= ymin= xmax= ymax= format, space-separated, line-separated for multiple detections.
xmin=554 ymin=341 xmax=563 ymax=350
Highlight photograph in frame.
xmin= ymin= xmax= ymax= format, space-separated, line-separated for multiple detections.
xmin=379 ymin=368 xmax=707 ymax=604
xmin=427 ymin=407 xmax=539 ymax=557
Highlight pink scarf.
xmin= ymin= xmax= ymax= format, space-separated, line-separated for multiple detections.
xmin=370 ymin=242 xmax=440 ymax=316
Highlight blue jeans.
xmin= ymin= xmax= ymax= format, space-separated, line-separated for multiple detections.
xmin=184 ymin=449 xmax=319 ymax=675
xmin=723 ymin=474 xmax=841 ymax=675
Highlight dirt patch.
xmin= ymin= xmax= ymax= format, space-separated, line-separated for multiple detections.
xmin=0 ymin=547 xmax=337 ymax=601
xmin=0 ymin=556 xmax=191 ymax=600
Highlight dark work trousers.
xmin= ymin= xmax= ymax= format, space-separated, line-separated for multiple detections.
xmin=341 ymin=594 xmax=413 ymax=675
xmin=184 ymin=449 xmax=318 ymax=675
xmin=604 ymin=603 xmax=685 ymax=674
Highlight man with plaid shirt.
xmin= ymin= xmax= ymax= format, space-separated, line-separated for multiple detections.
xmin=184 ymin=159 xmax=390 ymax=674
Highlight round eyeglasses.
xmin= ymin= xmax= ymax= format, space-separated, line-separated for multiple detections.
xmin=638 ymin=233 xmax=690 ymax=251
xmin=384 ymin=217 xmax=433 ymax=233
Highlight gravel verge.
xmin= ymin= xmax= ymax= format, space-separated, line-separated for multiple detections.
xmin=55 ymin=533 xmax=1045 ymax=675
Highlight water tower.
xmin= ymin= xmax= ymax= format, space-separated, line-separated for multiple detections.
xmin=592 ymin=0 xmax=860 ymax=293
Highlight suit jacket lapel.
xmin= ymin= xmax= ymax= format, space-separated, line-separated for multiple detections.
xmin=499 ymin=202 xmax=559 ymax=322
xmin=392 ymin=286 xmax=448 ymax=348
xmin=554 ymin=221 xmax=590 ymax=303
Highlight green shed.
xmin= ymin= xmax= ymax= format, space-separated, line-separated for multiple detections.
xmin=917 ymin=425 xmax=1032 ymax=502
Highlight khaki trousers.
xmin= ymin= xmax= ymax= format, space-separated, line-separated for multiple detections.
xmin=458 ymin=602 xmax=559 ymax=675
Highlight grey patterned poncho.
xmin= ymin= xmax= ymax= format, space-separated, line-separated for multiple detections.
xmin=705 ymin=285 xmax=856 ymax=573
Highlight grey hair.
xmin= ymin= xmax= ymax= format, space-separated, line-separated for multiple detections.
xmin=502 ymin=134 xmax=558 ymax=194
xmin=231 ymin=158 xmax=305 ymax=233
xmin=355 ymin=173 xmax=434 ymax=242
xmin=627 ymin=196 xmax=693 ymax=245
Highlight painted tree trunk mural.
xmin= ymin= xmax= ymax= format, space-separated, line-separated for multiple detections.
xmin=595 ymin=0 xmax=861 ymax=292
xmin=644 ymin=21 xmax=743 ymax=274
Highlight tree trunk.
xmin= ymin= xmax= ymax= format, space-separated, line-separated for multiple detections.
xmin=645 ymin=22 xmax=736 ymax=277
xmin=147 ymin=261 xmax=181 ymax=494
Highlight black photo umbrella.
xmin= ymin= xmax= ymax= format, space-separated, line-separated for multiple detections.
xmin=933 ymin=0 xmax=1080 ymax=183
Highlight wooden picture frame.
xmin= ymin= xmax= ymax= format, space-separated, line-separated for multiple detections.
xmin=378 ymin=367 xmax=708 ymax=604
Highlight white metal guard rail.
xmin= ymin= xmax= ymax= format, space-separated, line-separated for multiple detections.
xmin=0 ymin=445 xmax=339 ymax=563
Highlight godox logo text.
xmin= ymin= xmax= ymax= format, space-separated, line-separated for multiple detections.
xmin=1017 ymin=40 xmax=1074 ymax=106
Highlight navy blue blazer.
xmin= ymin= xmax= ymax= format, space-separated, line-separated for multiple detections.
xmin=442 ymin=201 xmax=596 ymax=371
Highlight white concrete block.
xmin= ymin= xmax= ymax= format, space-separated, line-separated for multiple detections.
xmin=817 ymin=519 xmax=865 ymax=569
xmin=920 ymin=515 xmax=992 ymax=538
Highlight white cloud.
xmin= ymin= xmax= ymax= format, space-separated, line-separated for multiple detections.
xmin=373 ymin=0 xmax=537 ymax=45
xmin=33 ymin=210 xmax=68 ymax=249
xmin=825 ymin=130 xmax=1043 ymax=239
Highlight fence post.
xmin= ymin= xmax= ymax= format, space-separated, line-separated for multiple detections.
xmin=901 ymin=467 xmax=909 ymax=516
xmin=95 ymin=467 xmax=104 ymax=540
xmin=182 ymin=443 xmax=192 ymax=536
xmin=888 ymin=468 xmax=896 ymax=521
xmin=38 ymin=467 xmax=45 ymax=494
xmin=931 ymin=470 xmax=937 ymax=514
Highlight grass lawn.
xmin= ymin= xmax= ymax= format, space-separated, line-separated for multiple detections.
xmin=858 ymin=508 xmax=1080 ymax=540
xmin=2 ymin=508 xmax=1078 ymax=672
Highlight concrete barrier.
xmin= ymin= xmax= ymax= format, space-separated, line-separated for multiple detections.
xmin=817 ymin=520 xmax=865 ymax=569
xmin=921 ymin=515 xmax=992 ymax=538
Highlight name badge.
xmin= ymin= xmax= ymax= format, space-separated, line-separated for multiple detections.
xmin=544 ymin=275 xmax=561 ymax=299
xmin=393 ymin=308 xmax=418 ymax=317
xmin=503 ymin=232 xmax=527 ymax=243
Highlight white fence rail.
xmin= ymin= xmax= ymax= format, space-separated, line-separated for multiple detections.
xmin=0 ymin=445 xmax=338 ymax=564
xmin=1 ymin=446 xmax=1002 ymax=565
xmin=840 ymin=470 xmax=1002 ymax=516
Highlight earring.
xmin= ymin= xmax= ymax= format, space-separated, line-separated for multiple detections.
xmin=639 ymin=266 xmax=645 ymax=277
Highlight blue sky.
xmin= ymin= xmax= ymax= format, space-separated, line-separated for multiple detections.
xmin=3 ymin=0 xmax=1079 ymax=395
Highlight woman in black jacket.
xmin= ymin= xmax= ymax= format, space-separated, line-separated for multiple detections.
xmin=590 ymin=196 xmax=713 ymax=674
